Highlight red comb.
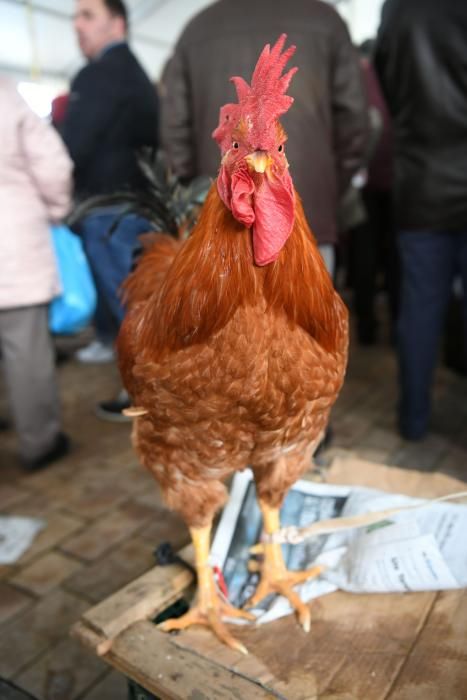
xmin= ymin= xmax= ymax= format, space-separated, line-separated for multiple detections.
xmin=231 ymin=34 xmax=297 ymax=123
xmin=212 ymin=34 xmax=297 ymax=152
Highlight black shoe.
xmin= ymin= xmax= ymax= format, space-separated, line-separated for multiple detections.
xmin=0 ymin=417 xmax=10 ymax=431
xmin=94 ymin=389 xmax=131 ymax=423
xmin=55 ymin=347 xmax=71 ymax=366
xmin=22 ymin=432 xmax=71 ymax=472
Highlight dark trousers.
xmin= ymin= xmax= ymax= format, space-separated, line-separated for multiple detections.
xmin=80 ymin=212 xmax=152 ymax=343
xmin=349 ymin=188 xmax=398 ymax=342
xmin=397 ymin=229 xmax=467 ymax=438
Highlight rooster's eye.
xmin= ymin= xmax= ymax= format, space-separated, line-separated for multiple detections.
xmin=278 ymin=144 xmax=284 ymax=153
xmin=232 ymin=142 xmax=239 ymax=149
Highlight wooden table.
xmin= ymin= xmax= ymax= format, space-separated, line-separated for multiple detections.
xmin=72 ymin=456 xmax=467 ymax=700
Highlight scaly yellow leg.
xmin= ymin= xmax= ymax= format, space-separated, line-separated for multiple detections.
xmin=158 ymin=525 xmax=254 ymax=654
xmin=247 ymin=501 xmax=323 ymax=632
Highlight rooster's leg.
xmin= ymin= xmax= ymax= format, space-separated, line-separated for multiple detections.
xmin=248 ymin=501 xmax=323 ymax=632
xmin=158 ymin=524 xmax=254 ymax=654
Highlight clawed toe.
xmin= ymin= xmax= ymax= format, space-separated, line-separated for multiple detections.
xmin=246 ymin=564 xmax=323 ymax=632
xmin=158 ymin=601 xmax=253 ymax=653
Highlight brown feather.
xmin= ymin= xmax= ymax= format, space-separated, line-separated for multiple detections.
xmin=116 ymin=183 xmax=348 ymax=528
xmin=137 ymin=184 xmax=345 ymax=358
xmin=122 ymin=233 xmax=182 ymax=310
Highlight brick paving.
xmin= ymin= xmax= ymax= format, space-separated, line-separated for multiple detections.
xmin=0 ymin=314 xmax=466 ymax=700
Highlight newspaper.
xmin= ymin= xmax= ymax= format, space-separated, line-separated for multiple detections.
xmin=210 ymin=469 xmax=467 ymax=624
xmin=0 ymin=516 xmax=45 ymax=564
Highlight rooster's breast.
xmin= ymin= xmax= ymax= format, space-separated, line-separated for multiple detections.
xmin=132 ymin=303 xmax=346 ymax=475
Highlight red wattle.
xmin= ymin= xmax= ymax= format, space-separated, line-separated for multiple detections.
xmin=217 ymin=164 xmax=295 ymax=266
xmin=230 ymin=169 xmax=255 ymax=227
xmin=252 ymin=170 xmax=295 ymax=266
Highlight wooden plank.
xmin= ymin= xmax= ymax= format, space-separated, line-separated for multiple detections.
xmin=169 ymin=626 xmax=285 ymax=689
xmin=326 ymin=456 xmax=467 ymax=498
xmin=73 ymin=544 xmax=194 ymax=652
xmin=170 ymin=589 xmax=437 ymax=697
xmin=71 ymin=620 xmax=112 ymax=657
xmin=318 ymin=652 xmax=407 ymax=700
xmin=386 ymin=590 xmax=467 ymax=700
xmin=71 ymin=458 xmax=467 ymax=698
xmin=107 ymin=620 xmax=281 ymax=700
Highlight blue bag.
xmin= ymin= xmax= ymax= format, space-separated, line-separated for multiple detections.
xmin=49 ymin=224 xmax=97 ymax=335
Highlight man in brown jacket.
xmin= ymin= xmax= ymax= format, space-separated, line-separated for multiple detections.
xmin=161 ymin=0 xmax=368 ymax=275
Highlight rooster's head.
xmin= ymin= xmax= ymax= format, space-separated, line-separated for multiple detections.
xmin=212 ymin=34 xmax=297 ymax=266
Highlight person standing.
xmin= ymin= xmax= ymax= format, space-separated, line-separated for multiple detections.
xmin=62 ymin=0 xmax=159 ymax=417
xmin=374 ymin=0 xmax=467 ymax=440
xmin=160 ymin=0 xmax=368 ymax=279
xmin=348 ymin=41 xmax=397 ymax=346
xmin=0 ymin=77 xmax=73 ymax=470
xmin=63 ymin=1 xmax=158 ymax=354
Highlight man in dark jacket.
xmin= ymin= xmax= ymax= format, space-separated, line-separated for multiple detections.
xmin=161 ymin=0 xmax=368 ymax=276
xmin=62 ymin=0 xmax=159 ymax=417
xmin=374 ymin=0 xmax=467 ymax=440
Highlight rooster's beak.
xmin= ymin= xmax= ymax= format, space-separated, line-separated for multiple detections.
xmin=245 ymin=151 xmax=271 ymax=174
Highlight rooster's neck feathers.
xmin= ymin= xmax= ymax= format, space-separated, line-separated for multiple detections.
xmin=139 ymin=185 xmax=343 ymax=357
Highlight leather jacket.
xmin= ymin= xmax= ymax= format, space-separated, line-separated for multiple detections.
xmin=161 ymin=0 xmax=368 ymax=245
xmin=374 ymin=0 xmax=467 ymax=231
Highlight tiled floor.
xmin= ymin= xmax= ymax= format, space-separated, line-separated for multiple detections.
xmin=1 ymin=311 xmax=466 ymax=700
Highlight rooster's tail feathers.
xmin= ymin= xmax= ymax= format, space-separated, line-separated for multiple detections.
xmin=121 ymin=233 xmax=181 ymax=310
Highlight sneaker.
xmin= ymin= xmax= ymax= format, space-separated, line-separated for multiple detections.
xmin=94 ymin=389 xmax=132 ymax=423
xmin=22 ymin=432 xmax=71 ymax=472
xmin=75 ymin=340 xmax=114 ymax=364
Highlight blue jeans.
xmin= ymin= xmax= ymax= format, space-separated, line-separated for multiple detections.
xmin=80 ymin=211 xmax=151 ymax=342
xmin=397 ymin=229 xmax=467 ymax=438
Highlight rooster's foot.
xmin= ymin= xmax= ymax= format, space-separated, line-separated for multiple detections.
xmin=163 ymin=525 xmax=255 ymax=652
xmin=158 ymin=599 xmax=254 ymax=654
xmin=249 ymin=500 xmax=324 ymax=632
xmin=247 ymin=564 xmax=323 ymax=632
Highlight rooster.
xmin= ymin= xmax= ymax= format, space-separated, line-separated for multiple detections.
xmin=117 ymin=34 xmax=348 ymax=654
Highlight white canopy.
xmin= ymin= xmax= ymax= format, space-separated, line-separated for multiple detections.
xmin=0 ymin=0 xmax=217 ymax=85
xmin=0 ymin=0 xmax=384 ymax=112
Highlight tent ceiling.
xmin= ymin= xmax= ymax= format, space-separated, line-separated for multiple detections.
xmin=0 ymin=0 xmax=381 ymax=89
xmin=0 ymin=0 xmax=215 ymax=85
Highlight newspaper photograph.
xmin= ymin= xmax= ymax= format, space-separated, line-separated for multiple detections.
xmin=210 ymin=471 xmax=349 ymax=623
xmin=210 ymin=469 xmax=467 ymax=624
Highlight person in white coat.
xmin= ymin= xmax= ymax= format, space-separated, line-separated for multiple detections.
xmin=0 ymin=77 xmax=73 ymax=469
